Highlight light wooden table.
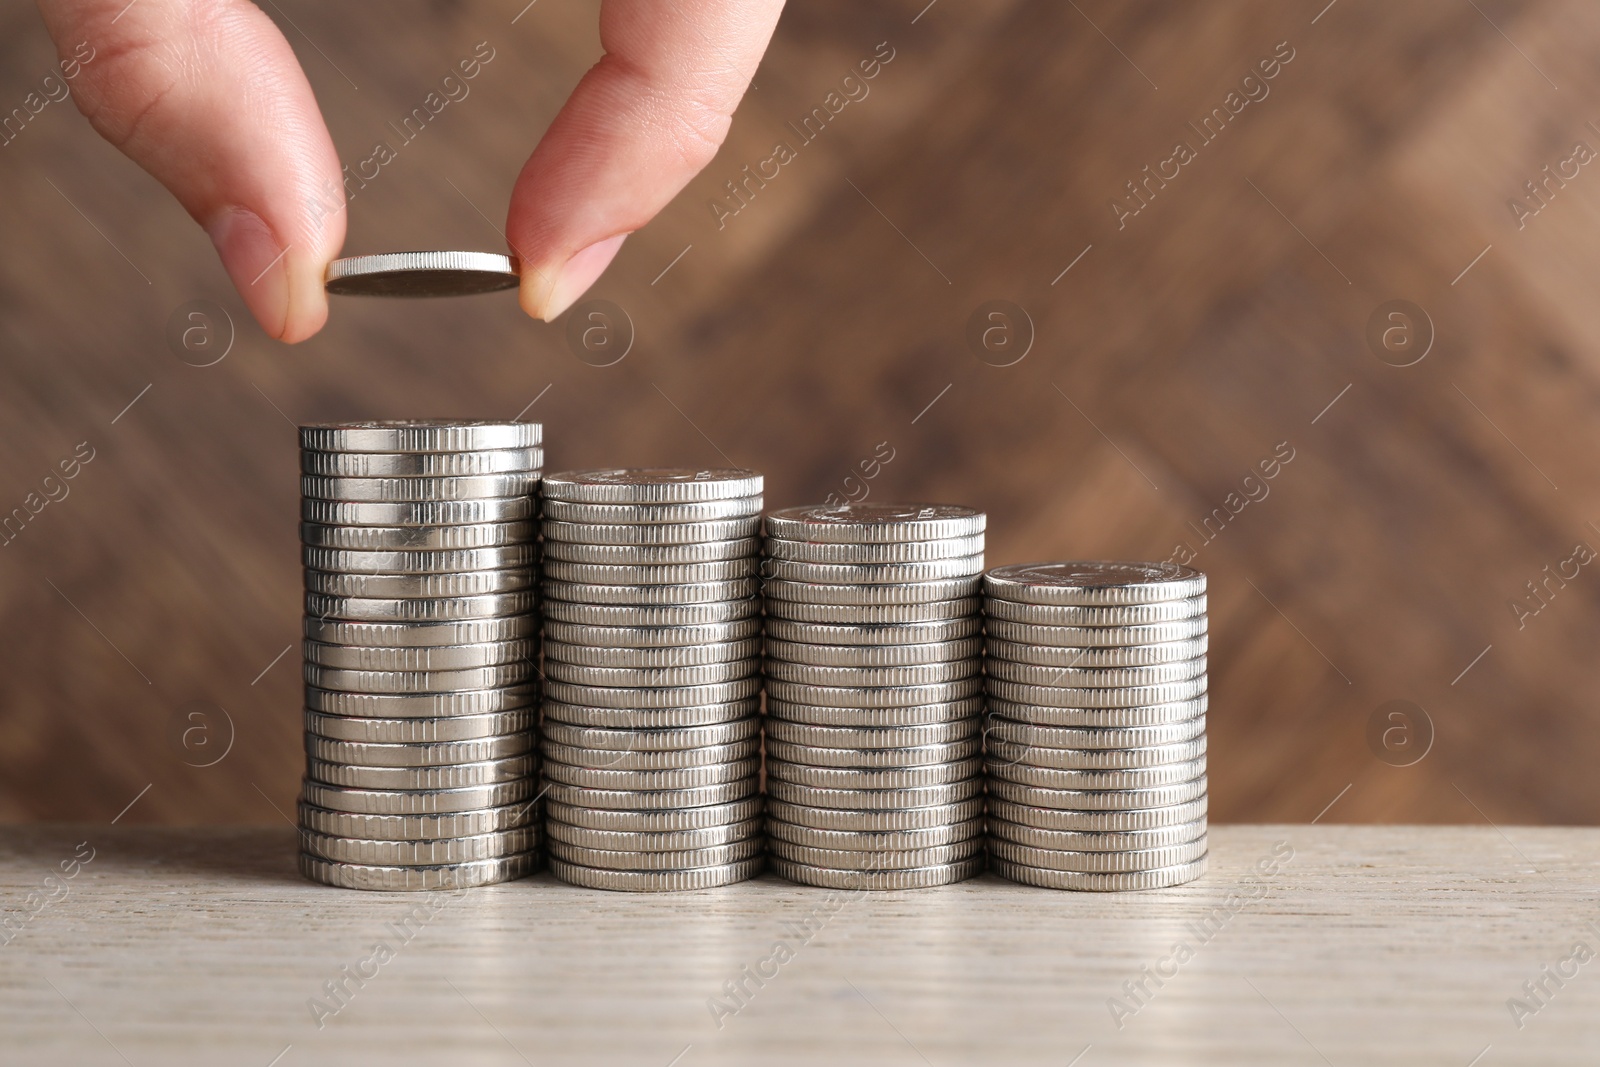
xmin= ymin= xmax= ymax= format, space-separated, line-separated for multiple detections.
xmin=1 ymin=825 xmax=1596 ymax=1065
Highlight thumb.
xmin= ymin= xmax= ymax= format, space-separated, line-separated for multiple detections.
xmin=36 ymin=0 xmax=345 ymax=342
xmin=507 ymin=0 xmax=784 ymax=322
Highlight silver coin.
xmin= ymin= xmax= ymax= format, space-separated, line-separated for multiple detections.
xmin=301 ymin=520 xmax=538 ymax=552
xmin=544 ymin=796 xmax=761 ymax=833
xmin=542 ymin=468 xmax=762 ymax=505
xmin=765 ymin=617 xmax=981 ymax=646
xmin=543 ymin=659 xmax=755 ymax=688
xmin=983 ymin=658 xmax=1206 ymax=689
xmin=542 ymin=618 xmax=760 ymax=649
xmin=985 ymin=677 xmax=1207 ymax=709
xmin=542 ymin=517 xmax=761 ymax=546
xmin=989 ymin=855 xmax=1208 ymax=891
xmin=763 ymin=597 xmax=981 ymax=625
xmin=544 ymin=559 xmax=754 ymax=585
xmin=540 ymin=738 xmax=759 ymax=771
xmin=301 ymin=448 xmax=542 ymax=478
xmin=766 ymin=797 xmax=983 ymax=832
xmin=986 ymin=797 xmax=1208 ymax=833
xmin=304 ymin=683 xmax=537 ymax=718
xmin=304 ymin=568 xmax=536 ymax=600
xmin=994 ymin=738 xmax=1207 ymax=772
xmin=985 ymin=696 xmax=1208 ymax=728
xmin=541 ymin=597 xmax=760 ymax=628
xmin=758 ymin=579 xmax=979 ymax=604
xmin=763 ymin=577 xmax=981 ymax=605
xmin=764 ymin=678 xmax=982 ymax=708
xmin=984 ymin=597 xmax=1206 ymax=626
xmin=769 ymin=855 xmax=983 ymax=890
xmin=982 ymin=617 xmax=1208 ymax=646
xmin=306 ymin=755 xmax=537 ymax=790
xmin=764 ymin=719 xmax=978 ymax=749
xmin=766 ymin=738 xmax=980 ymax=769
xmin=541 ymin=756 xmax=759 ymax=790
xmin=763 ymin=555 xmax=984 ymax=586
xmin=767 ymin=757 xmax=981 ymax=790
xmin=301 ymin=777 xmax=538 ymax=815
xmin=297 ymin=799 xmax=537 ymax=840
xmin=765 ymin=636 xmax=982 ymax=668
xmin=986 ymin=755 xmax=1206 ymax=790
xmin=543 ymin=577 xmax=757 ymax=606
xmin=304 ymin=638 xmax=535 ymax=672
xmin=541 ymin=717 xmax=759 ymax=752
xmin=541 ymin=497 xmax=763 ymax=525
xmin=305 ymin=591 xmax=538 ymax=623
xmin=299 ymin=420 xmax=541 ymax=453
xmin=984 ymin=635 xmax=1208 ymax=668
xmin=303 ymin=497 xmax=537 ymax=526
xmin=769 ymin=838 xmax=982 ymax=871
xmin=543 ymin=677 xmax=761 ymax=709
xmin=764 ymin=697 xmax=983 ymax=728
xmin=540 ymin=539 xmax=758 ymax=565
xmin=547 ymin=857 xmax=761 ymax=892
xmin=323 ymin=251 xmax=521 ymax=298
xmin=547 ymin=818 xmax=761 ymax=852
xmin=304 ymin=709 xmax=533 ymax=744
xmin=306 ymin=733 xmax=532 ymax=767
xmin=540 ymin=698 xmax=758 ymax=730
xmin=765 ymin=778 xmax=982 ymax=810
xmin=543 ymin=637 xmax=759 ymax=669
xmin=984 ymin=716 xmax=1205 ymax=751
xmin=548 ymin=837 xmax=762 ymax=872
xmin=302 ymin=544 xmax=538 ymax=574
xmin=767 ymin=818 xmax=982 ymax=852
xmin=985 ymin=561 xmax=1206 ymax=607
xmin=299 ymin=850 xmax=537 ymax=891
xmin=763 ymin=534 xmax=985 ymax=564
xmin=300 ymin=826 xmax=539 ymax=866
xmin=542 ymin=778 xmax=758 ymax=811
xmin=303 ymin=661 xmax=535 ymax=695
xmin=985 ymin=776 xmax=1208 ymax=812
xmin=987 ymin=816 xmax=1207 ymax=852
xmin=764 ymin=661 xmax=977 ymax=688
xmin=764 ymin=504 xmax=986 ymax=543
xmin=304 ymin=615 xmax=537 ymax=648
xmin=302 ymin=473 xmax=540 ymax=503
xmin=989 ymin=838 xmax=1209 ymax=874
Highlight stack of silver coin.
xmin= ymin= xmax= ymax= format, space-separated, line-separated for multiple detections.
xmin=761 ymin=504 xmax=988 ymax=889
xmin=539 ymin=468 xmax=765 ymax=891
xmin=982 ymin=561 xmax=1208 ymax=891
xmin=296 ymin=420 xmax=543 ymax=891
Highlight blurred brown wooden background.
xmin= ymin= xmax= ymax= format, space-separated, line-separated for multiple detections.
xmin=1 ymin=0 xmax=1596 ymax=826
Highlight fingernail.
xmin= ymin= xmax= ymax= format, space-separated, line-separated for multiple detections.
xmin=207 ymin=207 xmax=290 ymax=339
xmin=522 ymin=233 xmax=628 ymax=323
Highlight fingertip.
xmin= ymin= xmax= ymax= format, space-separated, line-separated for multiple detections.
xmin=521 ymin=233 xmax=628 ymax=323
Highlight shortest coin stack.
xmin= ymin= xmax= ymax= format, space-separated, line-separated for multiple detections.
xmin=296 ymin=420 xmax=543 ymax=891
xmin=762 ymin=504 xmax=988 ymax=890
xmin=982 ymin=561 xmax=1208 ymax=891
xmin=539 ymin=468 xmax=765 ymax=891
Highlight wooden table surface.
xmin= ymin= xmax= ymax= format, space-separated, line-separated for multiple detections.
xmin=2 ymin=824 xmax=1596 ymax=1065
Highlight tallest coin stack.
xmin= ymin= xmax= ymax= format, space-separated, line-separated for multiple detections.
xmin=296 ymin=421 xmax=543 ymax=891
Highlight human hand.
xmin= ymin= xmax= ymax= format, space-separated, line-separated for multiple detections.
xmin=35 ymin=0 xmax=785 ymax=342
